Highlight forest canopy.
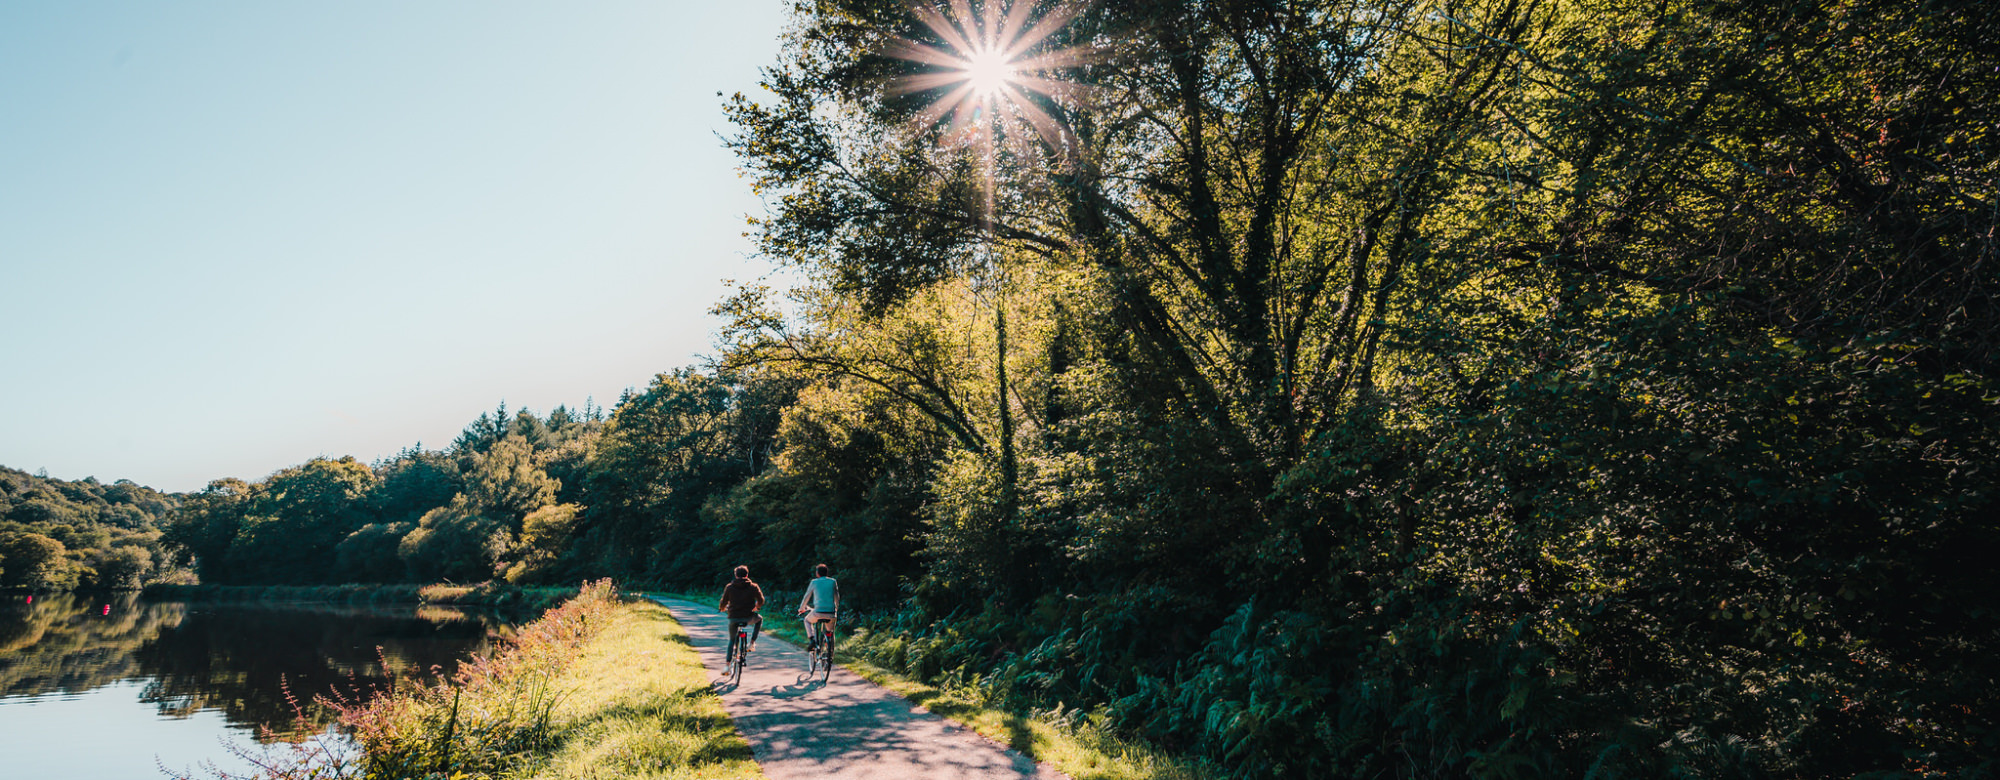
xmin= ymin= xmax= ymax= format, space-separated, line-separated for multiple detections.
xmin=0 ymin=466 xmax=179 ymax=591
xmin=700 ymin=0 xmax=1998 ymax=773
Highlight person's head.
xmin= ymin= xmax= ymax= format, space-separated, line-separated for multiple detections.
xmin=814 ymin=563 xmax=829 ymax=577
xmin=733 ymin=565 xmax=749 ymax=581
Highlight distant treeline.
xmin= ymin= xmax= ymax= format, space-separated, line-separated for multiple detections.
xmin=151 ymin=389 xmax=900 ymax=601
xmin=0 ymin=466 xmax=183 ymax=590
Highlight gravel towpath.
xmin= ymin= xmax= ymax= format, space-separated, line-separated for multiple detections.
xmin=648 ymin=596 xmax=1065 ymax=780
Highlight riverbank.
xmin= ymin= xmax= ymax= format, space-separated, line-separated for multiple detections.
xmin=142 ymin=581 xmax=578 ymax=610
xmin=188 ymin=582 xmax=760 ymax=780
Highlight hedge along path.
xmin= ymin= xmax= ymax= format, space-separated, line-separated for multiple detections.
xmin=648 ymin=596 xmax=1066 ymax=780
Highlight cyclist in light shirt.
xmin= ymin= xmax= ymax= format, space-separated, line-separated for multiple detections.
xmin=797 ymin=563 xmax=839 ymax=653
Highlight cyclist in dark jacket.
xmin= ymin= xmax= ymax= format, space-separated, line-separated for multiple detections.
xmin=718 ymin=565 xmax=765 ymax=658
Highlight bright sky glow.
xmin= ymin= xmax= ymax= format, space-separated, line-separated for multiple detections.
xmin=964 ymin=49 xmax=1018 ymax=97
xmin=0 ymin=2 xmax=788 ymax=493
xmin=884 ymin=0 xmax=1096 ymax=149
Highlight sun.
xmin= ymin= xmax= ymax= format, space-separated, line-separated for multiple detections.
xmin=882 ymin=0 xmax=1098 ymax=150
xmin=964 ymin=48 xmax=1017 ymax=98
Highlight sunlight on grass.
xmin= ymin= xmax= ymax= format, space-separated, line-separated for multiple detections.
xmin=833 ymin=649 xmax=1215 ymax=780
xmin=522 ymin=598 xmax=762 ymax=780
xmin=181 ymin=586 xmax=762 ymax=780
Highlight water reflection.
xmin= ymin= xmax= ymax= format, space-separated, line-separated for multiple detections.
xmin=0 ymin=593 xmax=182 ymax=698
xmin=0 ymin=593 xmax=516 ymax=737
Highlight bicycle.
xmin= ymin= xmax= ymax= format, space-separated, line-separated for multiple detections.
xmin=726 ymin=620 xmax=755 ymax=685
xmin=802 ymin=613 xmax=835 ymax=683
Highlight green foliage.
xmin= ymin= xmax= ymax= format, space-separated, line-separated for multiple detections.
xmin=398 ymin=435 xmax=564 ymax=583
xmin=103 ymin=0 xmax=2000 ymax=774
xmin=500 ymin=503 xmax=580 ymax=585
xmin=0 ymin=532 xmax=75 ymax=591
xmin=161 ymin=478 xmax=252 ymax=582
xmin=334 ymin=522 xmax=415 ymax=583
xmin=218 ymin=457 xmax=378 ymax=584
xmin=398 ymin=501 xmax=505 ymax=584
xmin=698 ymin=379 xmax=937 ymax=607
xmin=0 ymin=466 xmax=180 ymax=590
xmin=88 ymin=546 xmax=152 ymax=590
xmin=160 ymin=407 xmax=602 ymax=588
xmin=368 ymin=448 xmax=461 ymax=527
xmin=460 ymin=435 xmax=558 ymax=522
xmin=574 ymin=369 xmax=797 ymax=584
xmin=706 ymin=0 xmax=2000 ymax=775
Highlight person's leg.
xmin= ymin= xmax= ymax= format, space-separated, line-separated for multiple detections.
xmin=750 ymin=615 xmax=762 ymax=650
xmin=726 ymin=619 xmax=742 ymax=662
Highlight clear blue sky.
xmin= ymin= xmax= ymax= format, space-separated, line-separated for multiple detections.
xmin=0 ymin=2 xmax=789 ymax=493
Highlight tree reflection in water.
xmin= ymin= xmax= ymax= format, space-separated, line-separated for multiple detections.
xmin=0 ymin=593 xmax=517 ymax=740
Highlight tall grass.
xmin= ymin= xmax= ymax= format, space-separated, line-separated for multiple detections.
xmin=335 ymin=580 xmax=618 ymax=778
xmin=174 ymin=581 xmax=760 ymax=780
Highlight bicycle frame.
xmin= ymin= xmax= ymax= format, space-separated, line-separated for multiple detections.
xmin=804 ymin=616 xmax=835 ymax=682
xmin=729 ymin=621 xmax=754 ymax=683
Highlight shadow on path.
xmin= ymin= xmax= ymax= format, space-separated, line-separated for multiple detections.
xmin=646 ymin=596 xmax=1064 ymax=780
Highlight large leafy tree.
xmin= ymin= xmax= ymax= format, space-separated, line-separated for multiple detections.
xmin=223 ymin=458 xmax=377 ymax=584
xmin=160 ymin=478 xmax=253 ymax=583
xmin=575 ymin=370 xmax=792 ymax=581
xmin=727 ymin=0 xmax=1999 ymax=775
xmin=399 ymin=435 xmax=559 ymax=582
xmin=0 ymin=532 xmax=73 ymax=591
xmin=727 ymin=0 xmax=1548 ymax=590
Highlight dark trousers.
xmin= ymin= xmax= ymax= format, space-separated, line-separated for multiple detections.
xmin=726 ymin=615 xmax=762 ymax=658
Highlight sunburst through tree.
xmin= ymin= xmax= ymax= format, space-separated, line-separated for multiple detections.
xmin=883 ymin=0 xmax=1097 ymax=220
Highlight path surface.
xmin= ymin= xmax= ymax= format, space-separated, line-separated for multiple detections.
xmin=648 ymin=597 xmax=1064 ymax=780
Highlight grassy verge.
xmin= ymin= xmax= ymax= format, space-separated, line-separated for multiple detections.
xmin=648 ymin=592 xmax=1212 ymax=780
xmin=835 ymin=632 xmax=1216 ymax=780
xmin=517 ymin=597 xmax=761 ymax=780
xmin=189 ymin=582 xmax=760 ymax=780
xmin=142 ymin=581 xmax=578 ymax=610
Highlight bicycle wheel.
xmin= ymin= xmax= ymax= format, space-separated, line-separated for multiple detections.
xmin=818 ymin=628 xmax=833 ymax=682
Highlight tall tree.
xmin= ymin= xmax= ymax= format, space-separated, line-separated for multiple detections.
xmin=223 ymin=458 xmax=377 ymax=584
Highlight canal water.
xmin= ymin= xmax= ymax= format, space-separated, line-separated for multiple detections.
xmin=0 ymin=592 xmax=521 ymax=779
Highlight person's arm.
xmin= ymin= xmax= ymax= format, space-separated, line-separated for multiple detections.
xmin=833 ymin=580 xmax=840 ymax=614
xmin=799 ymin=588 xmax=813 ymax=614
xmin=718 ymin=585 xmax=728 ymax=613
xmin=752 ymin=583 xmax=765 ymax=612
